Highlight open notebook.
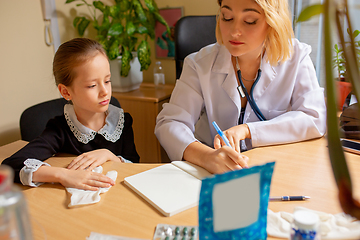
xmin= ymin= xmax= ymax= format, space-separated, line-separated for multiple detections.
xmin=124 ymin=161 xmax=212 ymax=217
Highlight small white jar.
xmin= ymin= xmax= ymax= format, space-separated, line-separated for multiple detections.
xmin=290 ymin=210 xmax=321 ymax=240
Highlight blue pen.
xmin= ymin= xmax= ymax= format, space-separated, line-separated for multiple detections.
xmin=212 ymin=121 xmax=232 ymax=148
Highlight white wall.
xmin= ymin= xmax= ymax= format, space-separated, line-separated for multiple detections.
xmin=348 ymin=0 xmax=360 ymax=39
xmin=0 ymin=1 xmax=60 ymax=146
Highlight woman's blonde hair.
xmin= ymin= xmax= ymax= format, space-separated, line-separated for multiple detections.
xmin=216 ymin=0 xmax=294 ymax=65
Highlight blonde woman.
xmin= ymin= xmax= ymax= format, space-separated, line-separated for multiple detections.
xmin=155 ymin=0 xmax=326 ymax=174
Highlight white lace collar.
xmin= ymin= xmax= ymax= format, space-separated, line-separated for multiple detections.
xmin=64 ymin=104 xmax=125 ymax=144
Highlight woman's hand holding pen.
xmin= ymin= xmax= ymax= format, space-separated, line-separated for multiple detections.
xmin=214 ymin=124 xmax=251 ymax=153
xmin=183 ymin=141 xmax=249 ymax=175
xmin=207 ymin=121 xmax=249 ymax=173
xmin=203 ymin=147 xmax=249 ymax=174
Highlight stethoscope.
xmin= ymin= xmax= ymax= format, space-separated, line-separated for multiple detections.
xmin=235 ymin=57 xmax=266 ymax=121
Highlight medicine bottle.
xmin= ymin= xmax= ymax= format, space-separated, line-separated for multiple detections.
xmin=0 ymin=165 xmax=33 ymax=240
xmin=290 ymin=210 xmax=320 ymax=240
xmin=153 ymin=61 xmax=165 ymax=85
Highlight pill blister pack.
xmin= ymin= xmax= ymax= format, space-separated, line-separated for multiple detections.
xmin=153 ymin=224 xmax=198 ymax=240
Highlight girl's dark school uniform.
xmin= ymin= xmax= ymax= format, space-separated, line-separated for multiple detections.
xmin=2 ymin=104 xmax=139 ymax=183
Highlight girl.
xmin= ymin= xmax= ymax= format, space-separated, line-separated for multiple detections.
xmin=2 ymin=38 xmax=139 ymax=190
xmin=155 ymin=0 xmax=326 ymax=174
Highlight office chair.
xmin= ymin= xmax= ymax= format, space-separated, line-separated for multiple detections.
xmin=20 ymin=96 xmax=121 ymax=141
xmin=174 ymin=15 xmax=217 ymax=80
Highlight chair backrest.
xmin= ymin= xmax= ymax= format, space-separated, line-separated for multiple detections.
xmin=20 ymin=96 xmax=121 ymax=141
xmin=174 ymin=15 xmax=217 ymax=79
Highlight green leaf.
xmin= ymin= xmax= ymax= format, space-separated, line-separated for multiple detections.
xmin=93 ymin=20 xmax=100 ymax=31
xmin=353 ymin=30 xmax=360 ymax=39
xmin=137 ymin=40 xmax=151 ymax=71
xmin=108 ymin=40 xmax=120 ymax=60
xmin=65 ymin=0 xmax=76 ymax=3
xmin=145 ymin=9 xmax=156 ymax=26
xmin=73 ymin=17 xmax=90 ymax=36
xmin=98 ymin=14 xmax=110 ymax=35
xmin=108 ymin=23 xmax=124 ymax=36
xmin=126 ymin=21 xmax=136 ymax=36
xmin=297 ymin=4 xmax=324 ymax=22
xmin=78 ymin=18 xmax=90 ymax=36
xmin=76 ymin=4 xmax=85 ymax=7
xmin=143 ymin=11 xmax=156 ymax=38
xmin=109 ymin=5 xmax=120 ymax=18
xmin=73 ymin=17 xmax=81 ymax=28
xmin=121 ymin=48 xmax=131 ymax=76
xmin=143 ymin=0 xmax=157 ymax=12
xmin=133 ymin=0 xmax=148 ymax=23
xmin=102 ymin=5 xmax=111 ymax=17
xmin=93 ymin=1 xmax=105 ymax=12
xmin=118 ymin=0 xmax=130 ymax=12
xmin=322 ymin=0 xmax=352 ymax=200
xmin=137 ymin=26 xmax=148 ymax=34
xmin=153 ymin=12 xmax=171 ymax=36
xmin=128 ymin=36 xmax=138 ymax=53
xmin=347 ymin=28 xmax=351 ymax=36
xmin=140 ymin=23 xmax=154 ymax=38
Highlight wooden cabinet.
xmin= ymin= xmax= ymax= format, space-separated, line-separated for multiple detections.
xmin=112 ymin=83 xmax=174 ymax=163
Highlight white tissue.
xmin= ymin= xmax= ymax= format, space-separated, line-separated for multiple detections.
xmin=87 ymin=232 xmax=147 ymax=240
xmin=267 ymin=206 xmax=360 ymax=239
xmin=66 ymin=166 xmax=118 ymax=207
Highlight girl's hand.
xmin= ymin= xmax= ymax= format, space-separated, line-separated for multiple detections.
xmin=214 ymin=124 xmax=251 ymax=153
xmin=67 ymin=149 xmax=120 ymax=171
xmin=59 ymin=169 xmax=115 ymax=191
xmin=203 ymin=146 xmax=249 ymax=174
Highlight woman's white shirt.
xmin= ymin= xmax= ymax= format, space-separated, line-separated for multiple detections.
xmin=155 ymin=39 xmax=326 ymax=161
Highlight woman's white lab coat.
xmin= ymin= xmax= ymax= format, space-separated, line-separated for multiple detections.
xmin=155 ymin=39 xmax=326 ymax=161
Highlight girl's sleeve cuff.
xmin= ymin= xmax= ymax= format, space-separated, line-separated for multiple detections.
xmin=118 ymin=156 xmax=133 ymax=163
xmin=20 ymin=159 xmax=51 ymax=187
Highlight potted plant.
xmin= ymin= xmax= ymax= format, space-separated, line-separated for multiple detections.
xmin=65 ymin=0 xmax=170 ymax=91
xmin=333 ymin=28 xmax=360 ymax=110
xmin=298 ymin=0 xmax=360 ymax=219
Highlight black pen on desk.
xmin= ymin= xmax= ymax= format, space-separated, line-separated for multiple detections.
xmin=269 ymin=196 xmax=310 ymax=201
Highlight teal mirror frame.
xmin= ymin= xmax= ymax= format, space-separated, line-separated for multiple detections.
xmin=198 ymin=161 xmax=275 ymax=240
